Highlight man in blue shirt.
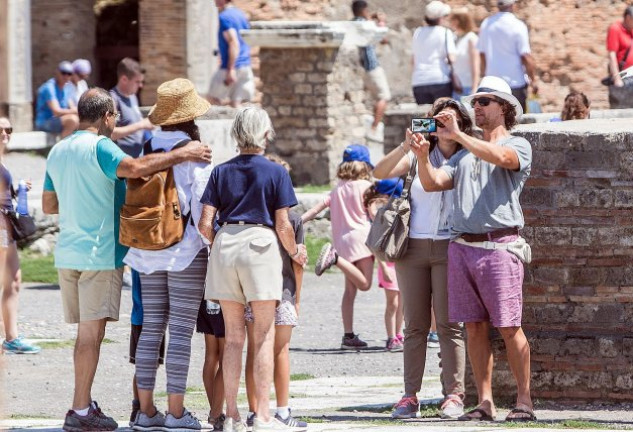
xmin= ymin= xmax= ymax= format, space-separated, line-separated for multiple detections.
xmin=42 ymin=88 xmax=211 ymax=432
xmin=35 ymin=61 xmax=79 ymax=138
xmin=208 ymin=0 xmax=255 ymax=107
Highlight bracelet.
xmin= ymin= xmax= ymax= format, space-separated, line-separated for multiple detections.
xmin=290 ymin=247 xmax=300 ymax=258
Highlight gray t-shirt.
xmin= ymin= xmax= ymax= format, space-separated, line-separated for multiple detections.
xmin=110 ymin=87 xmax=144 ymax=157
xmin=441 ymin=135 xmax=532 ymax=236
xmin=280 ymin=211 xmax=304 ymax=305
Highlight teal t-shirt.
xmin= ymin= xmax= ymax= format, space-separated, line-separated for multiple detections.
xmin=44 ymin=131 xmax=130 ymax=270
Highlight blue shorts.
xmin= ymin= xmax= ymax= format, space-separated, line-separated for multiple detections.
xmin=36 ymin=117 xmax=63 ymax=134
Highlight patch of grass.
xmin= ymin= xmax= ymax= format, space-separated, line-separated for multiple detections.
xmin=19 ymin=251 xmax=57 ymax=284
xmin=304 ymin=235 xmax=330 ymax=270
xmin=102 ymin=338 xmax=116 ymax=344
xmin=290 ymin=373 xmax=315 ymax=381
xmin=296 ymin=184 xmax=331 ymax=194
xmin=37 ymin=339 xmax=75 ymax=349
xmin=497 ymin=419 xmax=633 ymax=430
xmin=296 ymin=416 xmax=328 ymax=424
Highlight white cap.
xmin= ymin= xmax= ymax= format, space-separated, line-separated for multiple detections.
xmin=425 ymin=1 xmax=451 ymax=20
xmin=72 ymin=59 xmax=92 ymax=75
xmin=498 ymin=0 xmax=517 ymax=6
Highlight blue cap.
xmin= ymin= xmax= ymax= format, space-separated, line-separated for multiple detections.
xmin=342 ymin=144 xmax=373 ymax=168
xmin=375 ymin=177 xmax=403 ymax=197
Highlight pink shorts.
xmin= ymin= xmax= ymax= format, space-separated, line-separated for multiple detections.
xmin=447 ymin=235 xmax=524 ymax=328
xmin=378 ymin=261 xmax=399 ymax=291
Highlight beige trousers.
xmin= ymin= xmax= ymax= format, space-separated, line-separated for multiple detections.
xmin=395 ymin=238 xmax=466 ymax=396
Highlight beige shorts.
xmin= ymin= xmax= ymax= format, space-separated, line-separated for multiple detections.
xmin=364 ymin=66 xmax=392 ymax=101
xmin=58 ymin=268 xmax=123 ymax=324
xmin=206 ymin=224 xmax=283 ymax=305
xmin=208 ymin=67 xmax=256 ymax=103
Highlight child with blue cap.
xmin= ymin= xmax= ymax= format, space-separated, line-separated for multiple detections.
xmin=363 ymin=177 xmax=405 ymax=351
xmin=302 ymin=143 xmax=375 ymax=350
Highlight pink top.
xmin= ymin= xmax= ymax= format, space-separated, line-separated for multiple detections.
xmin=324 ymin=179 xmax=373 ymax=262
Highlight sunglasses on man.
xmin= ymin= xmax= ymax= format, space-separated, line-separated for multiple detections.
xmin=0 ymin=127 xmax=13 ymax=135
xmin=61 ymin=71 xmax=73 ymax=76
xmin=470 ymin=96 xmax=499 ymax=108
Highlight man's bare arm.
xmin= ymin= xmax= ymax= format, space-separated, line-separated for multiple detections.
xmin=275 ymin=208 xmax=307 ymax=267
xmin=111 ymin=118 xmax=153 ymax=141
xmin=42 ymin=191 xmax=59 ymax=215
xmin=198 ymin=204 xmax=217 ymax=245
xmin=116 ymin=141 xmax=211 ymax=179
xmin=608 ymin=51 xmax=625 ymax=87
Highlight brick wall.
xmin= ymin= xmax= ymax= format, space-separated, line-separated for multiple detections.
xmin=138 ymin=0 xmax=187 ymax=106
xmin=31 ymin=0 xmax=95 ymax=93
xmin=513 ymin=119 xmax=633 ymax=402
xmin=260 ymin=44 xmax=366 ymax=185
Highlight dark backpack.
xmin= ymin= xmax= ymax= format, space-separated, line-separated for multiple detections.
xmin=119 ymin=139 xmax=190 ymax=250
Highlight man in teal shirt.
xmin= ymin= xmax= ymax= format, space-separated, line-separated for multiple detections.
xmin=42 ymin=88 xmax=211 ymax=431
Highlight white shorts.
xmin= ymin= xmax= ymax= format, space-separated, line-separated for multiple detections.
xmin=364 ymin=66 xmax=392 ymax=101
xmin=206 ymin=224 xmax=283 ymax=305
xmin=208 ymin=67 xmax=256 ymax=103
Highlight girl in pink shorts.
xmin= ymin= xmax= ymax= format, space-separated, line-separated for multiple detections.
xmin=364 ymin=178 xmax=405 ymax=352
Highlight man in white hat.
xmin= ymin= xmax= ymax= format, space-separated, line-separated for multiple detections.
xmin=67 ymin=59 xmax=92 ymax=106
xmin=413 ymin=76 xmax=535 ymax=423
xmin=477 ymin=0 xmax=537 ymax=111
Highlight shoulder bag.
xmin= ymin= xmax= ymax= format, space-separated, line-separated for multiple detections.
xmin=2 ymin=185 xmax=37 ymax=241
xmin=365 ymin=157 xmax=417 ymax=262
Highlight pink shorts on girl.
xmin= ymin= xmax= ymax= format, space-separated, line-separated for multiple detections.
xmin=378 ymin=261 xmax=399 ymax=291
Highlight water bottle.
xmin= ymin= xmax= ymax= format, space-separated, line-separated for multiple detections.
xmin=16 ymin=180 xmax=28 ymax=215
xmin=206 ymin=300 xmax=221 ymax=315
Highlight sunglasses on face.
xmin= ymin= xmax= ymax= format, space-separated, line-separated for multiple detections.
xmin=61 ymin=71 xmax=73 ymax=76
xmin=470 ymin=97 xmax=498 ymax=108
xmin=0 ymin=127 xmax=13 ymax=135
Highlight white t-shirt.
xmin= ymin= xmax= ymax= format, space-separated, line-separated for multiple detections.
xmin=453 ymin=32 xmax=478 ymax=89
xmin=407 ymin=149 xmax=454 ymax=240
xmin=411 ymin=26 xmax=456 ymax=87
xmin=477 ymin=12 xmax=531 ymax=88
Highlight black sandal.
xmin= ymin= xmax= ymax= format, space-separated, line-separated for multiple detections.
xmin=458 ymin=408 xmax=495 ymax=421
xmin=505 ymin=407 xmax=537 ymax=422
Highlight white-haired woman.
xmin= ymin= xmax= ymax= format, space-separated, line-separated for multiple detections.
xmin=199 ymin=107 xmax=307 ymax=432
xmin=0 ymin=117 xmax=40 ymax=355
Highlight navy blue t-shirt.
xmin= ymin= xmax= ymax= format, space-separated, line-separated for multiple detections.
xmin=201 ymin=154 xmax=297 ymax=228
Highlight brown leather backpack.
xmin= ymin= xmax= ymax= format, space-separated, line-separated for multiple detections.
xmin=119 ymin=139 xmax=190 ymax=250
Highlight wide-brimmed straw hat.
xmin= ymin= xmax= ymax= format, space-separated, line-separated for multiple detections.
xmin=463 ymin=76 xmax=524 ymax=117
xmin=148 ymin=78 xmax=211 ymax=126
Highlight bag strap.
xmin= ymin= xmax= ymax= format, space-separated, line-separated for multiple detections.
xmin=143 ymin=138 xmax=191 ymax=155
xmin=400 ymin=156 xmax=418 ymax=201
xmin=619 ymin=36 xmax=633 ymax=71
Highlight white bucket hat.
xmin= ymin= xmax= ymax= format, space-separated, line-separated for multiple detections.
xmin=425 ymin=1 xmax=451 ymax=20
xmin=463 ymin=76 xmax=524 ymax=117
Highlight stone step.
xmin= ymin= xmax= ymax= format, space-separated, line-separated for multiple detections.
xmin=7 ymin=131 xmax=57 ymax=150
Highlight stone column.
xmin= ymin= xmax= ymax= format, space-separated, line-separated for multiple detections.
xmin=139 ymin=0 xmax=216 ymax=105
xmin=242 ymin=21 xmax=387 ymax=185
xmin=0 ymin=0 xmax=32 ymax=132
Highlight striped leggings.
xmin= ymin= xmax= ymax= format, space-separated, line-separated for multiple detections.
xmin=135 ymin=250 xmax=207 ymax=394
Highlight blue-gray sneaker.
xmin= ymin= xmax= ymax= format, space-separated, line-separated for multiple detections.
xmin=2 ymin=336 xmax=41 ymax=354
xmin=132 ymin=408 xmax=165 ymax=431
xmin=274 ymin=410 xmax=307 ymax=431
xmin=163 ymin=408 xmax=201 ymax=431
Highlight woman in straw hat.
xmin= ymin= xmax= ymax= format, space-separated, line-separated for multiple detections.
xmin=124 ymin=78 xmax=212 ymax=431
xmin=198 ymin=107 xmax=308 ymax=432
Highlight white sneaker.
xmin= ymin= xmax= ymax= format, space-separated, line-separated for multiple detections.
xmin=253 ymin=417 xmax=293 ymax=431
xmin=225 ymin=417 xmax=247 ymax=432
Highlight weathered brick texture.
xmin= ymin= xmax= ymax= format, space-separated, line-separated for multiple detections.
xmin=259 ymin=45 xmax=366 ymax=185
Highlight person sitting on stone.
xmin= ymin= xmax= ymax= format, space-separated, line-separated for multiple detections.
xmin=561 ymin=91 xmax=590 ymax=121
xmin=35 ymin=61 xmax=79 ymax=138
xmin=67 ymin=59 xmax=92 ymax=106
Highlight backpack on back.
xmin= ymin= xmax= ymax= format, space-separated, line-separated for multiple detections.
xmin=119 ymin=139 xmax=190 ymax=250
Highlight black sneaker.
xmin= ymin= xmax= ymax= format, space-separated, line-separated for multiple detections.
xmin=212 ymin=413 xmax=226 ymax=431
xmin=341 ymin=334 xmax=368 ymax=350
xmin=63 ymin=404 xmax=118 ymax=431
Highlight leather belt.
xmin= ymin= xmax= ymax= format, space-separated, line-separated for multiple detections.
xmin=222 ymin=221 xmax=264 ymax=227
xmin=460 ymin=227 xmax=519 ymax=243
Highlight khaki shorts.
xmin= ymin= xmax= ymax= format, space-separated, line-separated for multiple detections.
xmin=208 ymin=67 xmax=256 ymax=103
xmin=206 ymin=224 xmax=283 ymax=305
xmin=364 ymin=66 xmax=392 ymax=101
xmin=58 ymin=268 xmax=123 ymax=323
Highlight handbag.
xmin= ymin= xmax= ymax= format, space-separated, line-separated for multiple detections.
xmin=3 ymin=184 xmax=37 ymax=241
xmin=446 ymin=29 xmax=463 ymax=94
xmin=365 ymin=157 xmax=417 ymax=262
xmin=602 ymin=38 xmax=633 ymax=86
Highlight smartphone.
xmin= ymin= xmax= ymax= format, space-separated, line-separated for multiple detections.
xmin=411 ymin=117 xmax=436 ymax=134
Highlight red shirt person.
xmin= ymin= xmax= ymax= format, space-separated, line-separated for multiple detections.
xmin=606 ymin=6 xmax=633 ymax=108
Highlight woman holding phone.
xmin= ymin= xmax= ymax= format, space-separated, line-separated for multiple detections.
xmin=373 ymin=98 xmax=471 ymax=420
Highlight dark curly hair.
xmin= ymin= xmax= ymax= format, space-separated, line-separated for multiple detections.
xmin=427 ymin=98 xmax=473 ymax=153
xmin=561 ymin=91 xmax=590 ymax=121
xmin=498 ymin=99 xmax=518 ymax=130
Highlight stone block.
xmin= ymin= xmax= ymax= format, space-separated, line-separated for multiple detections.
xmin=535 ymin=226 xmax=571 ymax=246
xmin=614 ymin=190 xmax=633 ymax=208
xmin=598 ymin=338 xmax=619 ymax=358
xmin=615 ymin=374 xmax=633 ymax=390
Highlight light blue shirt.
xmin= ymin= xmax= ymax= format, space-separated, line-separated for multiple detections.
xmin=44 ymin=131 xmax=130 ymax=270
xmin=35 ymin=78 xmax=71 ymax=126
